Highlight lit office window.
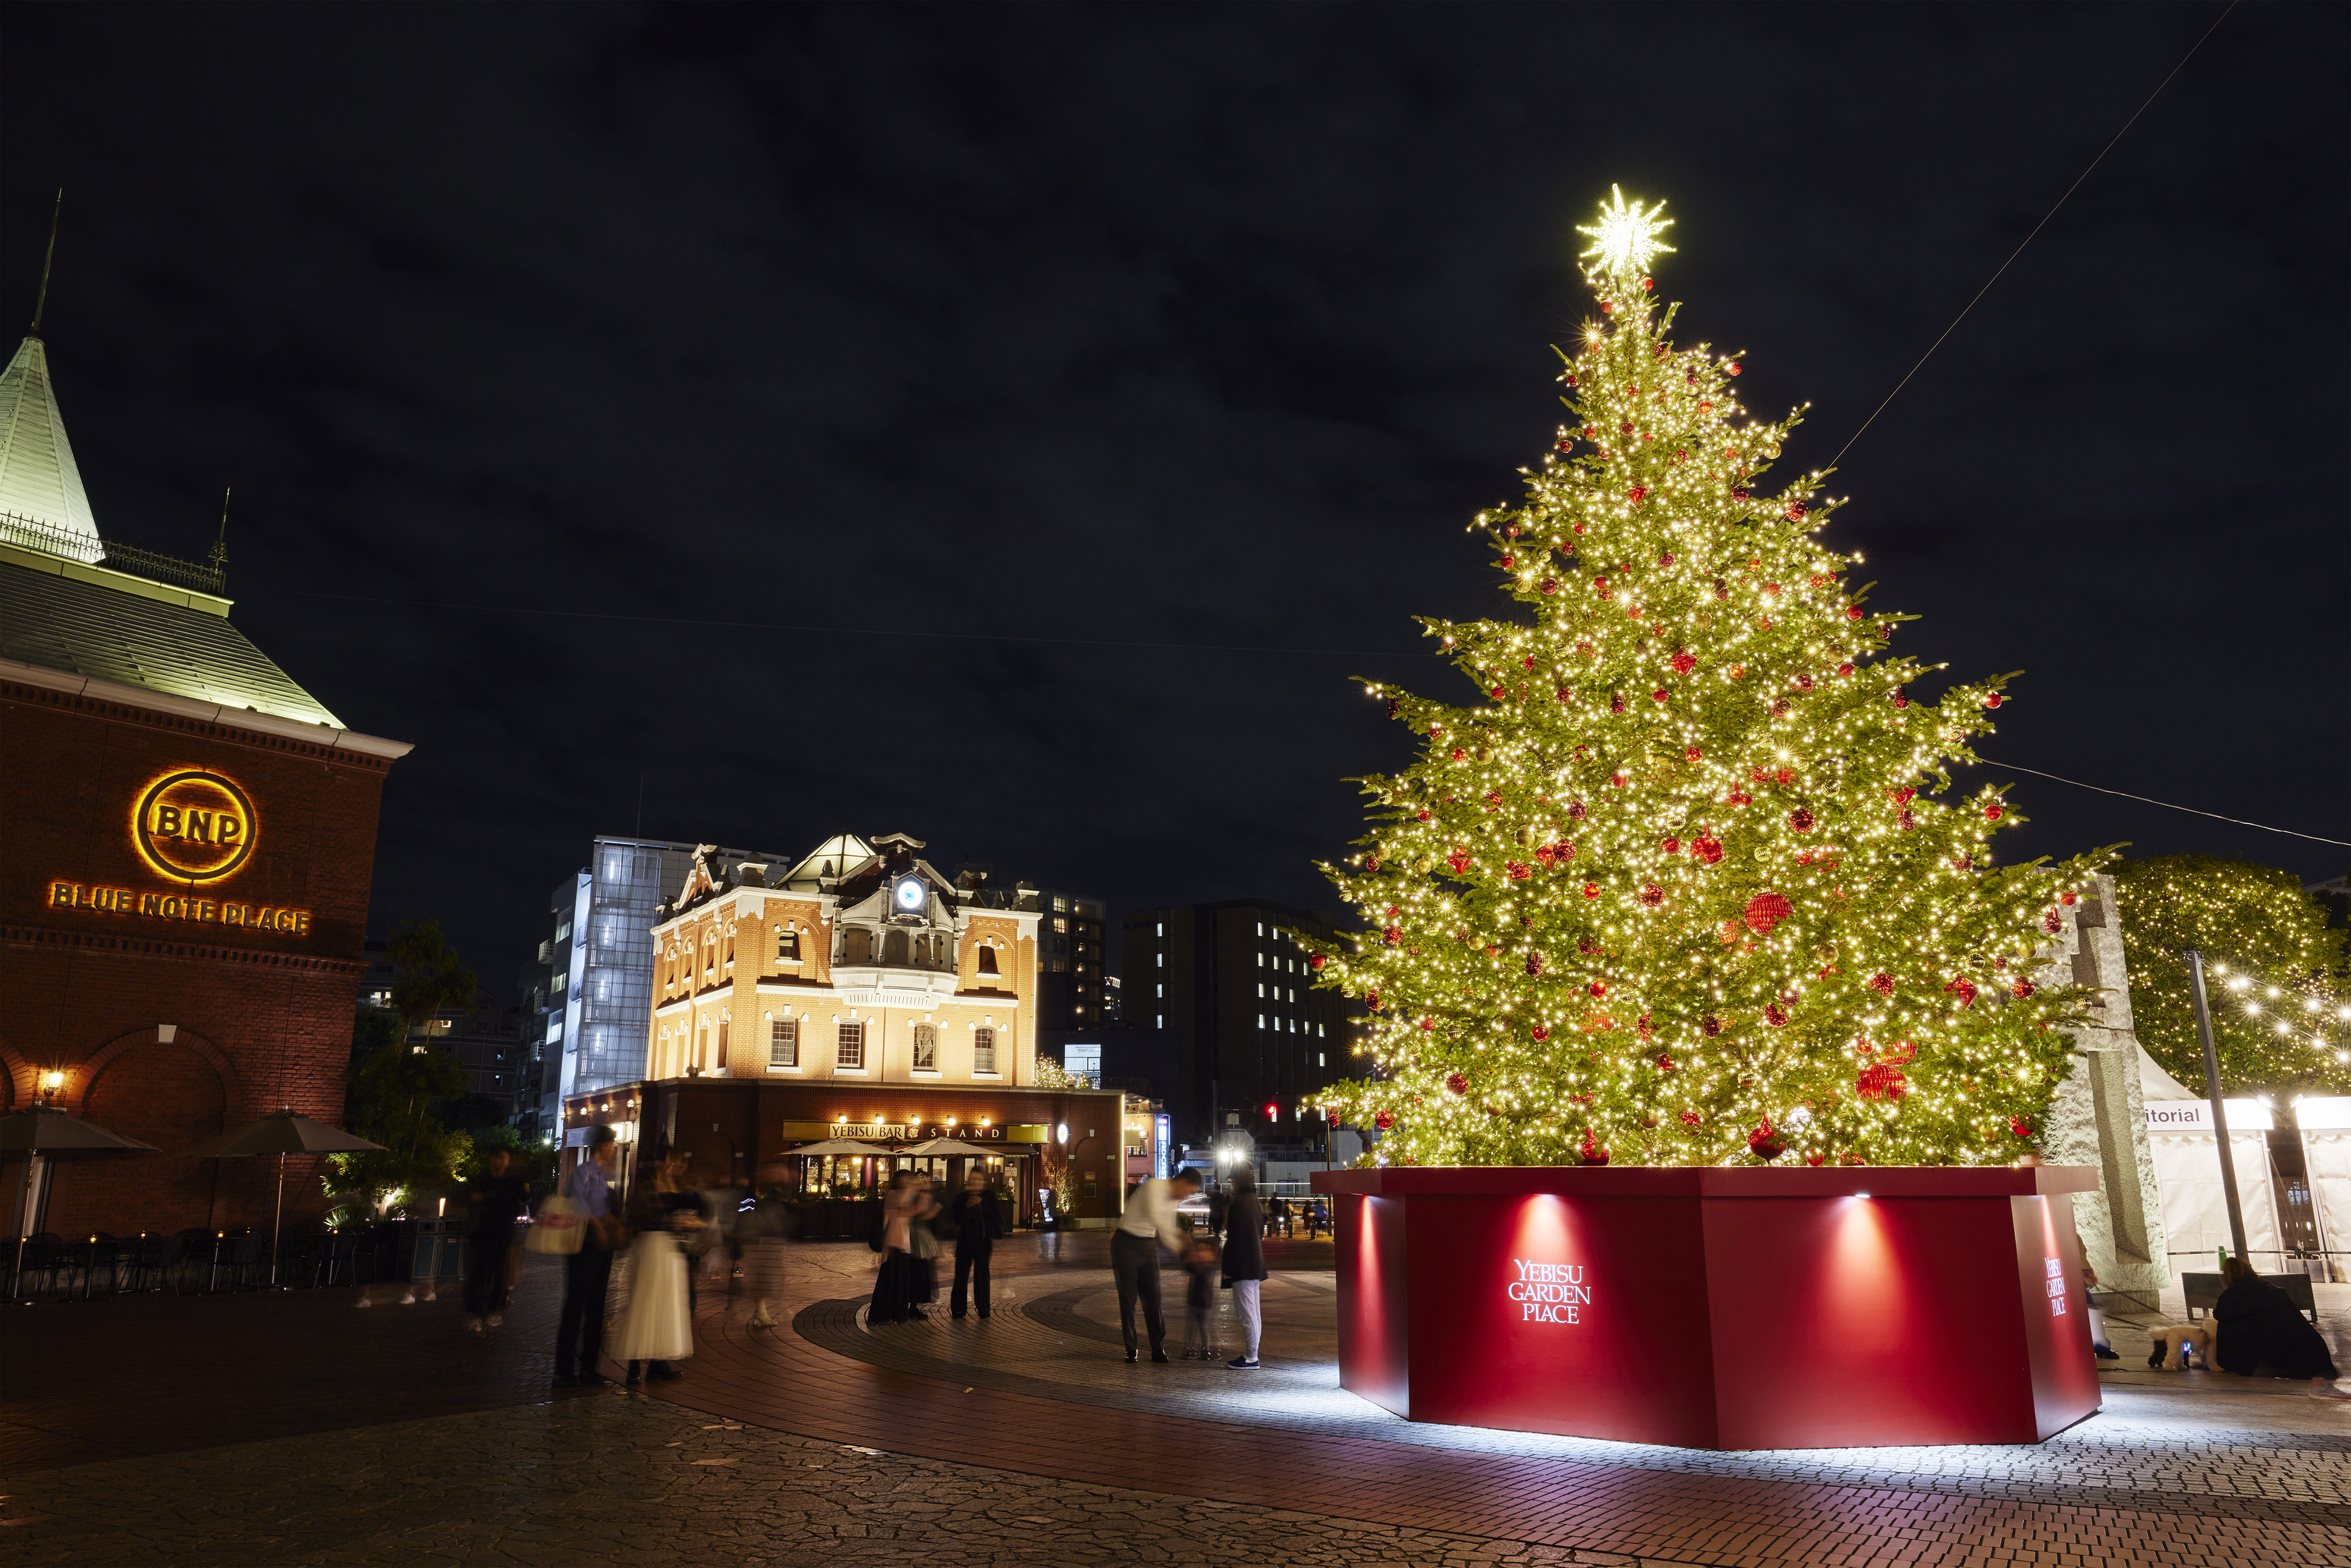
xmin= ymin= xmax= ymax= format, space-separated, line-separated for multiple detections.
xmin=837 ymin=1022 xmax=865 ymax=1070
xmin=973 ymin=1027 xmax=997 ymax=1074
xmin=770 ymin=1020 xmax=798 ymax=1069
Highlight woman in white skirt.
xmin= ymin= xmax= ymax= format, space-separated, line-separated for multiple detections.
xmin=616 ymin=1148 xmax=703 ymax=1384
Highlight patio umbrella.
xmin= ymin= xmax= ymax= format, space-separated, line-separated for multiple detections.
xmin=2 ymin=1106 xmax=158 ymax=1293
xmin=784 ymin=1139 xmax=894 ymax=1158
xmin=898 ymin=1137 xmax=1001 ymax=1158
xmin=178 ymin=1108 xmax=385 ymax=1284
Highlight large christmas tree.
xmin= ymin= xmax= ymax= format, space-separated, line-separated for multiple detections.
xmin=1307 ymin=189 xmax=2110 ymax=1169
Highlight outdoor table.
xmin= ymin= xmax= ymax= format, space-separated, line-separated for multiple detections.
xmin=1312 ymin=1163 xmax=2101 ymax=1450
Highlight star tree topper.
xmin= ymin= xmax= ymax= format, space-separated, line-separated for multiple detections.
xmin=1577 ymin=184 xmax=1675 ymax=280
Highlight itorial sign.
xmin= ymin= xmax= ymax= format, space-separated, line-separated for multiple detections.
xmin=134 ymin=768 xmax=258 ymax=882
xmin=1508 ymin=1258 xmax=1592 ymax=1324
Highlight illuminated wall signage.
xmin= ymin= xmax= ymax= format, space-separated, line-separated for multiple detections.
xmin=1507 ymin=1258 xmax=1592 ymax=1324
xmin=49 ymin=881 xmax=312 ymax=934
xmin=134 ymin=768 xmax=258 ymax=883
xmin=2041 ymin=1256 xmax=2069 ymax=1318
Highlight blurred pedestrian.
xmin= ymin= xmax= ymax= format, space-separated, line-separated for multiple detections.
xmin=742 ymin=1161 xmax=797 ymax=1330
xmin=869 ymin=1170 xmax=935 ymax=1324
xmin=1207 ymin=1184 xmax=1229 ymax=1242
xmin=1271 ymin=1194 xmax=1292 ymax=1239
xmin=1182 ymin=1236 xmax=1220 ymax=1359
xmin=1111 ymin=1166 xmax=1201 ymax=1363
xmin=462 ymin=1145 xmax=527 ymax=1331
xmin=554 ymin=1127 xmax=623 ymax=1388
xmin=616 ymin=1147 xmax=702 ymax=1385
xmin=1221 ymin=1170 xmax=1268 ymax=1370
xmin=950 ymin=1167 xmax=1005 ymax=1320
xmin=2082 ymin=1263 xmax=2118 ymax=1362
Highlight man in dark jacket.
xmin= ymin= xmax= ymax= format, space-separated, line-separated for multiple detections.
xmin=1221 ymin=1173 xmax=1269 ymax=1369
xmin=950 ymin=1170 xmax=1007 ymax=1319
xmin=2214 ymin=1258 xmax=2347 ymax=1399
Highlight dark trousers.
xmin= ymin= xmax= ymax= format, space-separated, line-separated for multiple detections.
xmin=464 ymin=1236 xmax=511 ymax=1318
xmin=952 ymin=1243 xmax=992 ymax=1318
xmin=556 ymin=1246 xmax=613 ymax=1378
xmin=1110 ymin=1230 xmax=1165 ymax=1356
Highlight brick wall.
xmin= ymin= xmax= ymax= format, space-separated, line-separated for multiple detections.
xmin=1 ymin=677 xmax=397 ymax=1237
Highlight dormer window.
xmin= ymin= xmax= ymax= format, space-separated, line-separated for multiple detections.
xmin=977 ymin=944 xmax=999 ymax=976
xmin=778 ymin=929 xmax=800 ymax=963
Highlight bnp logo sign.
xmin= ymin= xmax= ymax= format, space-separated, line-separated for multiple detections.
xmin=134 ymin=769 xmax=258 ymax=883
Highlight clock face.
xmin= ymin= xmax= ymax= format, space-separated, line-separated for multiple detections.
xmin=894 ymin=876 xmax=926 ymax=913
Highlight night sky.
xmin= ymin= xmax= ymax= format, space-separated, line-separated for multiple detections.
xmin=5 ymin=3 xmax=2343 ymax=992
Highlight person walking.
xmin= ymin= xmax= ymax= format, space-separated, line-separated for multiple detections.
xmin=554 ymin=1127 xmax=623 ymax=1387
xmin=462 ymin=1145 xmax=526 ymax=1331
xmin=1221 ymin=1171 xmax=1268 ymax=1370
xmin=868 ymin=1170 xmax=935 ymax=1324
xmin=615 ymin=1148 xmax=703 ymax=1385
xmin=1207 ymin=1184 xmax=1229 ymax=1243
xmin=950 ymin=1168 xmax=1005 ymax=1320
xmin=1110 ymin=1166 xmax=1201 ymax=1363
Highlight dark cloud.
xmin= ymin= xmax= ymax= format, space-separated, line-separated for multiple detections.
xmin=5 ymin=2 xmax=2343 ymax=980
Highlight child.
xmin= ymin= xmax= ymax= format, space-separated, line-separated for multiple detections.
xmin=1183 ymin=1238 xmax=1219 ymax=1359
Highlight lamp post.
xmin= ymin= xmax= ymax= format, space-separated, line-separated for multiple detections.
xmin=2183 ymin=947 xmax=2252 ymax=1268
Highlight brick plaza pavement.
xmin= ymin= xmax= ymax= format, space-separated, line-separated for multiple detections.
xmin=3 ymin=1232 xmax=2349 ymax=1566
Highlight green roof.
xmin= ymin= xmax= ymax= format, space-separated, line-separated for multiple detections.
xmin=0 ymin=547 xmax=344 ymax=729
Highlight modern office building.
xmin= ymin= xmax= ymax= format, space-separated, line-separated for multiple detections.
xmin=0 ymin=325 xmax=409 ymax=1239
xmin=1119 ymin=900 xmax=1360 ymax=1145
xmin=522 ymin=834 xmax=790 ymax=1140
xmin=1031 ymin=888 xmax=1108 ymax=1029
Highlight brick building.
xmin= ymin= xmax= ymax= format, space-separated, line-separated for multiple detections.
xmin=0 ymin=327 xmax=409 ymax=1240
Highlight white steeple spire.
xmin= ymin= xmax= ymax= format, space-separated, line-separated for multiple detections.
xmin=0 ymin=335 xmax=103 ymax=562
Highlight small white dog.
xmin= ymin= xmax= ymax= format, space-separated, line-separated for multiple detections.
xmin=2145 ymin=1321 xmax=2217 ymax=1371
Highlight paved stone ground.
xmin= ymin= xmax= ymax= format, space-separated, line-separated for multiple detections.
xmin=5 ymin=1234 xmax=2349 ymax=1566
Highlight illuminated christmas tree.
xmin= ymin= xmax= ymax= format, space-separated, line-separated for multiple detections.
xmin=1306 ymin=188 xmax=2111 ymax=1168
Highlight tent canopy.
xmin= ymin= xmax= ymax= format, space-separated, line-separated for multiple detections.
xmin=900 ymin=1137 xmax=1001 ymax=1158
xmin=785 ymin=1139 xmax=893 ymax=1159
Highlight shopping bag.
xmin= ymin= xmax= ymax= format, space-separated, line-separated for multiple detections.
xmin=526 ymin=1192 xmax=586 ymax=1255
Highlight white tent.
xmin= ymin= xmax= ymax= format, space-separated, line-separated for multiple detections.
xmin=2292 ymin=1097 xmax=2351 ymax=1281
xmin=2140 ymin=1045 xmax=2281 ymax=1269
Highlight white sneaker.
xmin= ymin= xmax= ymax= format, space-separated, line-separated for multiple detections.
xmin=357 ymin=1295 xmax=372 ymax=1309
xmin=464 ymin=1315 xmax=483 ymax=1333
xmin=399 ymin=1291 xmax=416 ymax=1306
xmin=486 ymin=1313 xmax=503 ymax=1328
xmin=2312 ymin=1384 xmax=2351 ymax=1401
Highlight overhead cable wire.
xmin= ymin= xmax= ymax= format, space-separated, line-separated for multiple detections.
xmin=1968 ymin=757 xmax=2346 ymax=847
xmin=279 ymin=589 xmax=1441 ymax=661
xmin=1825 ymin=2 xmax=2237 ymax=470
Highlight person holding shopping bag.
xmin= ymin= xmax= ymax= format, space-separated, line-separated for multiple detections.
xmin=614 ymin=1147 xmax=702 ymax=1385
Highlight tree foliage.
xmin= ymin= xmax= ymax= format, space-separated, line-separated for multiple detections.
xmin=2108 ymin=856 xmax=2349 ymax=1096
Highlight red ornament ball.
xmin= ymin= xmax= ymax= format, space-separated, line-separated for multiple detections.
xmin=2060 ymin=891 xmax=2078 ymax=907
xmin=1891 ymin=689 xmax=1909 ymax=709
xmin=1445 ymin=1072 xmax=1469 ymax=1096
xmin=1897 ymin=808 xmax=1917 ymax=831
xmin=1984 ymin=692 xmax=2003 ymax=709
xmin=1685 ymin=744 xmax=1704 ymax=762
xmin=1947 ymin=977 xmax=1980 ymax=1007
xmin=1309 ymin=954 xmax=1326 ymax=969
xmin=1836 ymin=662 xmax=1854 ymax=678
xmin=1765 ymin=1002 xmax=1790 ymax=1027
xmin=1652 ymin=688 xmax=1671 ymax=703
xmin=1491 ymin=685 xmax=1507 ymax=700
xmin=1639 ymin=276 xmax=1654 ymax=291
xmin=1743 ymin=891 xmax=1794 ymax=934
xmin=1661 ymin=836 xmax=1682 ymax=854
xmin=2011 ymin=979 xmax=2035 ymax=998
xmin=1671 ymin=652 xmax=1697 ymax=676
xmin=1640 ymin=884 xmax=1664 ymax=907
xmin=1415 ymin=808 xmax=1430 ymax=822
xmin=1846 ymin=605 xmax=1863 ymax=621
xmin=1725 ymin=360 xmax=1743 ymax=376
xmin=1869 ymin=973 xmax=1894 ymax=997
xmin=1500 ymin=554 xmax=1515 ymax=569
xmin=1531 ymin=1023 xmax=1550 ymax=1042
xmin=1747 ymin=1123 xmax=1784 ymax=1159
xmin=1419 ymin=1017 xmax=1435 ymax=1032
xmin=1374 ymin=1112 xmax=1396 ymax=1131
xmin=1785 ymin=501 xmax=1808 ymax=523
xmin=2009 ymin=1117 xmax=2033 ymax=1139
xmin=1730 ymin=485 xmax=1750 ymax=502
xmin=1540 ymin=577 xmax=1559 ymax=595
xmin=1788 ymin=808 xmax=1815 ymax=833
xmin=1581 ymin=882 xmax=1600 ymax=900
xmin=1589 ymin=979 xmax=1608 ymax=998
xmin=1701 ymin=1016 xmax=1724 ymax=1037
xmin=1627 ymin=485 xmax=1649 ymax=504
xmin=1556 ymin=686 xmax=1572 ymax=702
xmin=1579 ymin=1137 xmax=1611 ymax=1167
xmin=1382 ymin=925 xmax=1401 ymax=946
xmin=1693 ymin=834 xmax=1724 ymax=864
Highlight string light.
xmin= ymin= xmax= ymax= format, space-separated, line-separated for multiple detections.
xmin=1302 ymin=188 xmax=2113 ymax=1171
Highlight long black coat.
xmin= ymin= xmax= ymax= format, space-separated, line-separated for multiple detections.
xmin=1221 ymin=1195 xmax=1268 ymax=1284
xmin=2216 ymin=1277 xmax=2338 ymax=1379
xmin=951 ymin=1189 xmax=1005 ymax=1254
